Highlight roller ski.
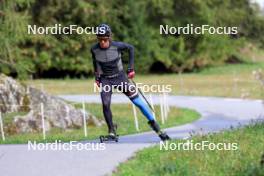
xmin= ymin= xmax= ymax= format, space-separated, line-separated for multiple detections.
xmin=99 ymin=133 xmax=119 ymax=143
xmin=158 ymin=131 xmax=171 ymax=141
xmin=99 ymin=124 xmax=119 ymax=143
xmin=148 ymin=120 xmax=171 ymax=141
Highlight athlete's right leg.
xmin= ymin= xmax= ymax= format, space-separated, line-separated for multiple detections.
xmin=100 ymin=78 xmax=115 ymax=135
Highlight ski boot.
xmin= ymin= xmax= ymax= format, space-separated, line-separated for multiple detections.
xmin=99 ymin=124 xmax=119 ymax=143
xmin=148 ymin=120 xmax=171 ymax=141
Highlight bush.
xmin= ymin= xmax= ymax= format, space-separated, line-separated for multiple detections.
xmin=1 ymin=0 xmax=264 ymax=78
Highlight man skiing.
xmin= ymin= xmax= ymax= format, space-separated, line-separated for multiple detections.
xmin=91 ymin=23 xmax=170 ymax=141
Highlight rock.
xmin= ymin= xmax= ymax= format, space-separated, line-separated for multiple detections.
xmin=0 ymin=74 xmax=104 ymax=134
xmin=0 ymin=74 xmax=26 ymax=113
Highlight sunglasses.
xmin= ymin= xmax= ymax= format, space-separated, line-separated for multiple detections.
xmin=97 ymin=37 xmax=110 ymax=42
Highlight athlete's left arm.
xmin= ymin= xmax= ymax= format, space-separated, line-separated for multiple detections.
xmin=115 ymin=42 xmax=134 ymax=71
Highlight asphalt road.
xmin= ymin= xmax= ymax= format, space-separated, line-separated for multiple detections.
xmin=0 ymin=95 xmax=263 ymax=176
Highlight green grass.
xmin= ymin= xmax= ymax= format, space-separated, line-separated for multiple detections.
xmin=0 ymin=103 xmax=200 ymax=144
xmin=24 ymin=62 xmax=264 ymax=99
xmin=197 ymin=62 xmax=264 ymax=75
xmin=113 ymin=121 xmax=264 ymax=176
xmin=2 ymin=112 xmax=28 ymax=124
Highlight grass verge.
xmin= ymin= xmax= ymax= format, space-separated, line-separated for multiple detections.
xmin=0 ymin=103 xmax=200 ymax=144
xmin=113 ymin=120 xmax=264 ymax=176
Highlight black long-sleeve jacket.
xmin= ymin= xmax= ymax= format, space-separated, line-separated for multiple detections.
xmin=91 ymin=41 xmax=134 ymax=78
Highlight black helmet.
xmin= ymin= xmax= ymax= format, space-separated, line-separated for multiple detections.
xmin=97 ymin=23 xmax=111 ymax=37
